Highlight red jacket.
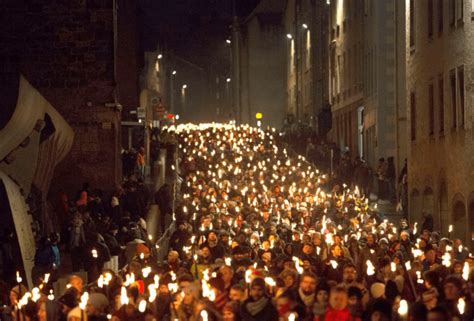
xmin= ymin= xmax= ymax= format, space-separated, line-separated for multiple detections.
xmin=314 ymin=307 xmax=360 ymax=321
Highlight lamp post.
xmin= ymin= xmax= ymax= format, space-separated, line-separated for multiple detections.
xmin=181 ymin=84 xmax=187 ymax=115
xmin=170 ymin=70 xmax=177 ymax=114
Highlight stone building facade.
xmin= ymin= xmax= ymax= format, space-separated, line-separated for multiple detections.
xmin=328 ymin=0 xmax=407 ymax=170
xmin=284 ymin=0 xmax=330 ymax=130
xmin=1 ymin=0 xmax=141 ymax=197
xmin=406 ymin=0 xmax=474 ymax=245
xmin=240 ymin=0 xmax=286 ymax=128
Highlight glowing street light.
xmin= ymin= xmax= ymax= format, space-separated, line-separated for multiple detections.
xmin=226 ymin=39 xmax=231 ymax=44
xmin=302 ymin=23 xmax=308 ymax=29
xmin=286 ymin=34 xmax=293 ymax=39
xmin=172 ymin=70 xmax=177 ymax=75
xmin=157 ymin=54 xmax=163 ymax=59
xmin=226 ymin=78 xmax=231 ymax=83
xmin=182 ymin=84 xmax=187 ymax=89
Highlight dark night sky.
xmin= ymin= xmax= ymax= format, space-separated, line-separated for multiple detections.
xmin=138 ymin=0 xmax=261 ymax=66
xmin=136 ymin=0 xmax=261 ymax=121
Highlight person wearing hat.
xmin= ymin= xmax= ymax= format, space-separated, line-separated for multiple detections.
xmin=313 ymin=280 xmax=330 ymax=318
xmin=58 ymin=287 xmax=79 ymax=319
xmin=422 ymin=287 xmax=439 ymax=311
xmin=367 ymin=298 xmax=391 ymax=321
xmin=240 ymin=278 xmax=278 ymax=321
xmin=202 ymin=230 xmax=226 ymax=260
xmin=347 ymin=286 xmax=363 ymax=319
xmin=86 ymin=293 xmax=109 ymax=321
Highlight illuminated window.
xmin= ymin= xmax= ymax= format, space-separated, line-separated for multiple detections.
xmin=458 ymin=66 xmax=465 ymax=127
xmin=410 ymin=0 xmax=415 ymax=49
xmin=450 ymin=69 xmax=457 ymax=128
xmin=306 ymin=30 xmax=311 ymax=70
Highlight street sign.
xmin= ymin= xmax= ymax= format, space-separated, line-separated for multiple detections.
xmin=137 ymin=107 xmax=145 ymax=119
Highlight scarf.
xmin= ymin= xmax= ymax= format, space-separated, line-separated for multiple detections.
xmin=313 ymin=302 xmax=327 ymax=317
xmin=298 ymin=288 xmax=315 ymax=307
xmin=246 ymin=297 xmax=269 ymax=316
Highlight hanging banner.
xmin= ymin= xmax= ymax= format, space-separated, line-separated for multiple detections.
xmin=0 ymin=172 xmax=35 ymax=288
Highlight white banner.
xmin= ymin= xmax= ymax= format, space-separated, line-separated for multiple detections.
xmin=0 ymin=172 xmax=35 ymax=288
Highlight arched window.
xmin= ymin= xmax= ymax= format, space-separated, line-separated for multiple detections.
xmin=468 ymin=198 xmax=474 ymax=249
xmin=439 ymin=183 xmax=448 ymax=235
xmin=452 ymin=194 xmax=467 ymax=243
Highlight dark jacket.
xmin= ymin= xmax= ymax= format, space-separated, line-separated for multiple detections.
xmin=240 ymin=297 xmax=278 ymax=321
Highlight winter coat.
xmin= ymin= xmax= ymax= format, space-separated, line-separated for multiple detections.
xmin=314 ymin=307 xmax=360 ymax=321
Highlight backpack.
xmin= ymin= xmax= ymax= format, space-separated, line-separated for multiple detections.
xmin=34 ymin=244 xmax=55 ymax=266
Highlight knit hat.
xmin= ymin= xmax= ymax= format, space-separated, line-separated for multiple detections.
xmin=347 ymin=286 xmax=362 ymax=300
xmin=58 ymin=288 xmax=79 ymax=309
xmin=370 ymin=282 xmax=385 ymax=299
xmin=316 ymin=280 xmax=331 ymax=293
xmin=370 ymin=299 xmax=392 ymax=318
xmin=384 ymin=280 xmax=399 ymax=301
xmin=89 ymin=293 xmax=108 ymax=313
xmin=251 ymin=277 xmax=266 ymax=289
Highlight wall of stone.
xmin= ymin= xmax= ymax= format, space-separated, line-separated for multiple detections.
xmin=407 ymin=0 xmax=474 ymax=245
xmin=0 ymin=0 xmax=130 ymax=196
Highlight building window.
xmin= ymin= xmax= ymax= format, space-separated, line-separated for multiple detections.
xmin=439 ymin=75 xmax=445 ymax=134
xmin=428 ymin=0 xmax=434 ymax=37
xmin=410 ymin=0 xmax=416 ymax=49
xmin=439 ymin=0 xmax=444 ymax=33
xmin=471 ymin=0 xmax=474 ymax=20
xmin=458 ymin=66 xmax=465 ymax=127
xmin=429 ymin=83 xmax=435 ymax=135
xmin=306 ymin=30 xmax=311 ymax=70
xmin=457 ymin=0 xmax=464 ymax=23
xmin=450 ymin=69 xmax=457 ymax=128
xmin=410 ymin=92 xmax=417 ymax=141
xmin=450 ymin=0 xmax=456 ymax=26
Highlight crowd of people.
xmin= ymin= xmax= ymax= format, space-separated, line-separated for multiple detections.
xmin=1 ymin=123 xmax=473 ymax=321
xmin=279 ymin=128 xmax=406 ymax=208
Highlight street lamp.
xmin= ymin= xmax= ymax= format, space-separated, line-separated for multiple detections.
xmin=286 ymin=34 xmax=293 ymax=39
xmin=172 ymin=70 xmax=177 ymax=75
xmin=226 ymin=78 xmax=231 ymax=83
xmin=157 ymin=54 xmax=163 ymax=59
xmin=226 ymin=39 xmax=231 ymax=44
xmin=182 ymin=84 xmax=187 ymax=89
xmin=302 ymin=23 xmax=308 ymax=29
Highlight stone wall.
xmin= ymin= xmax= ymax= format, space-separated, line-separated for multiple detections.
xmin=406 ymin=0 xmax=474 ymax=245
xmin=0 ymin=0 xmax=129 ymax=196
